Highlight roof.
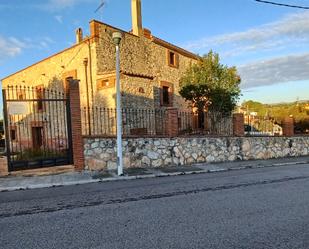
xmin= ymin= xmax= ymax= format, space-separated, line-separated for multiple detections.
xmin=2 ymin=20 xmax=200 ymax=81
xmin=1 ymin=38 xmax=91 ymax=81
xmin=151 ymin=36 xmax=200 ymax=60
xmin=90 ymin=19 xmax=200 ymax=60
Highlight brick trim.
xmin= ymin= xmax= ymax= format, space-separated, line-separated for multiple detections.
xmin=67 ymin=79 xmax=84 ymax=170
xmin=282 ymin=117 xmax=294 ymax=136
xmin=62 ymin=70 xmax=77 ymax=93
xmin=165 ymin=108 xmax=179 ymax=137
xmin=233 ymin=113 xmax=244 ymax=137
xmin=167 ymin=49 xmax=179 ymax=68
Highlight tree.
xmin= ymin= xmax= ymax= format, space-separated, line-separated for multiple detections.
xmin=179 ymin=51 xmax=241 ymax=115
xmin=0 ymin=119 xmax=3 ymax=134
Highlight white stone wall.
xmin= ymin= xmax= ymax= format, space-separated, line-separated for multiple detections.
xmin=84 ymin=136 xmax=309 ymax=171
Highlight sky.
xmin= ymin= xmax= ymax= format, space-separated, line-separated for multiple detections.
xmin=0 ymin=0 xmax=309 ymax=115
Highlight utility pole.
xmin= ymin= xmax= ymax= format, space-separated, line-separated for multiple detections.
xmin=112 ymin=32 xmax=123 ymax=176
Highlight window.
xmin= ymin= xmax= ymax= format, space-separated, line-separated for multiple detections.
xmin=32 ymin=126 xmax=43 ymax=149
xmin=138 ymin=87 xmax=145 ymax=94
xmin=169 ymin=52 xmax=175 ymax=65
xmin=101 ymin=80 xmax=111 ymax=88
xmin=97 ymin=77 xmax=115 ymax=90
xmin=167 ymin=50 xmax=179 ymax=68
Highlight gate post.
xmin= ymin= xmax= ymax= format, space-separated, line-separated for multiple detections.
xmin=233 ymin=113 xmax=245 ymax=136
xmin=282 ymin=117 xmax=294 ymax=136
xmin=165 ymin=108 xmax=179 ymax=137
xmin=67 ymin=78 xmax=84 ymax=171
xmin=0 ymin=156 xmax=8 ymax=176
xmin=2 ymin=89 xmax=11 ymax=172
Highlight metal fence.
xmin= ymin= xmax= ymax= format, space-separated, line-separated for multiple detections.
xmin=244 ymin=116 xmax=282 ymax=136
xmin=82 ymin=107 xmax=167 ymax=136
xmin=2 ymin=86 xmax=72 ymax=171
xmin=178 ymin=111 xmax=233 ymax=136
xmin=294 ymin=119 xmax=309 ymax=135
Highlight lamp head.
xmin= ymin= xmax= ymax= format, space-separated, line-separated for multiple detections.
xmin=112 ymin=32 xmax=122 ymax=45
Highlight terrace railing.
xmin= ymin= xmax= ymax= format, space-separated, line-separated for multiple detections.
xmin=82 ymin=107 xmax=167 ymax=136
xmin=178 ymin=111 xmax=233 ymax=136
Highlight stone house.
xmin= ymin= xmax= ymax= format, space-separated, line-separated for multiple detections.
xmin=2 ymin=0 xmax=198 ymax=107
xmin=1 ymin=0 xmax=199 ymax=141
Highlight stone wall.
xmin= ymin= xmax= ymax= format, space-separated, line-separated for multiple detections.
xmin=84 ymin=136 xmax=309 ymax=171
xmin=121 ymin=75 xmax=155 ymax=109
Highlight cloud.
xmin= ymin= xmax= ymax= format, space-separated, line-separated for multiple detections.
xmin=0 ymin=36 xmax=25 ymax=59
xmin=54 ymin=15 xmax=63 ymax=23
xmin=0 ymin=0 xmax=96 ymax=12
xmin=238 ymin=53 xmax=309 ymax=89
xmin=185 ymin=11 xmax=309 ymax=56
xmin=42 ymin=37 xmax=55 ymax=44
xmin=0 ymin=36 xmax=54 ymax=62
xmin=40 ymin=0 xmax=97 ymax=12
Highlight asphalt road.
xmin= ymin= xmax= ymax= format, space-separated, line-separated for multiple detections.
xmin=1 ymin=164 xmax=309 ymax=249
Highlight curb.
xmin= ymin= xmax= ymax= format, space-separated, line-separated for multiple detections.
xmin=0 ymin=179 xmax=101 ymax=192
xmin=1 ymin=160 xmax=309 ymax=192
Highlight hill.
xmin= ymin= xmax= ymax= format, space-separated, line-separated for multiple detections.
xmin=241 ymin=100 xmax=309 ymax=122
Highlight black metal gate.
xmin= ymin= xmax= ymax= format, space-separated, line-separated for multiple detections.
xmin=2 ymin=86 xmax=73 ymax=171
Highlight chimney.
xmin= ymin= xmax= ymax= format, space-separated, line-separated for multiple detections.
xmin=76 ymin=28 xmax=83 ymax=44
xmin=131 ymin=0 xmax=142 ymax=37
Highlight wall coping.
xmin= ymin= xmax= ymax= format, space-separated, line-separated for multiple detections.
xmin=83 ymin=135 xmax=309 ymax=140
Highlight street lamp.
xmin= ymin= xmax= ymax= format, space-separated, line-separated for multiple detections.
xmin=112 ymin=31 xmax=123 ymax=176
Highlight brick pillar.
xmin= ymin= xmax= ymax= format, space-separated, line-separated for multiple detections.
xmin=165 ymin=108 xmax=179 ymax=137
xmin=0 ymin=156 xmax=8 ymax=176
xmin=233 ymin=113 xmax=244 ymax=136
xmin=282 ymin=117 xmax=294 ymax=136
xmin=67 ymin=78 xmax=84 ymax=171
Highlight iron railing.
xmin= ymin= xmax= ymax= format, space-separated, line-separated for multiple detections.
xmin=244 ymin=116 xmax=282 ymax=136
xmin=178 ymin=111 xmax=233 ymax=136
xmin=2 ymin=86 xmax=72 ymax=171
xmin=294 ymin=119 xmax=309 ymax=135
xmin=82 ymin=107 xmax=167 ymax=136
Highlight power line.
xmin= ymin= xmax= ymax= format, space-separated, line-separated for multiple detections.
xmin=94 ymin=0 xmax=105 ymax=13
xmin=255 ymin=0 xmax=309 ymax=9
xmin=94 ymin=0 xmax=105 ymax=22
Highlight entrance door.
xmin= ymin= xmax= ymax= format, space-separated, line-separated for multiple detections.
xmin=198 ymin=110 xmax=205 ymax=129
xmin=32 ymin=126 xmax=43 ymax=149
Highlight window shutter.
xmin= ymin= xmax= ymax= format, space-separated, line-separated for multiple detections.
xmin=175 ymin=53 xmax=179 ymax=68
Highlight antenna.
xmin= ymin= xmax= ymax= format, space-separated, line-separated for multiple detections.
xmin=94 ymin=0 xmax=105 ymax=21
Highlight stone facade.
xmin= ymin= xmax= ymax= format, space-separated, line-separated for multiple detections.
xmin=93 ymin=21 xmax=198 ymax=109
xmin=84 ymin=136 xmax=309 ymax=171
